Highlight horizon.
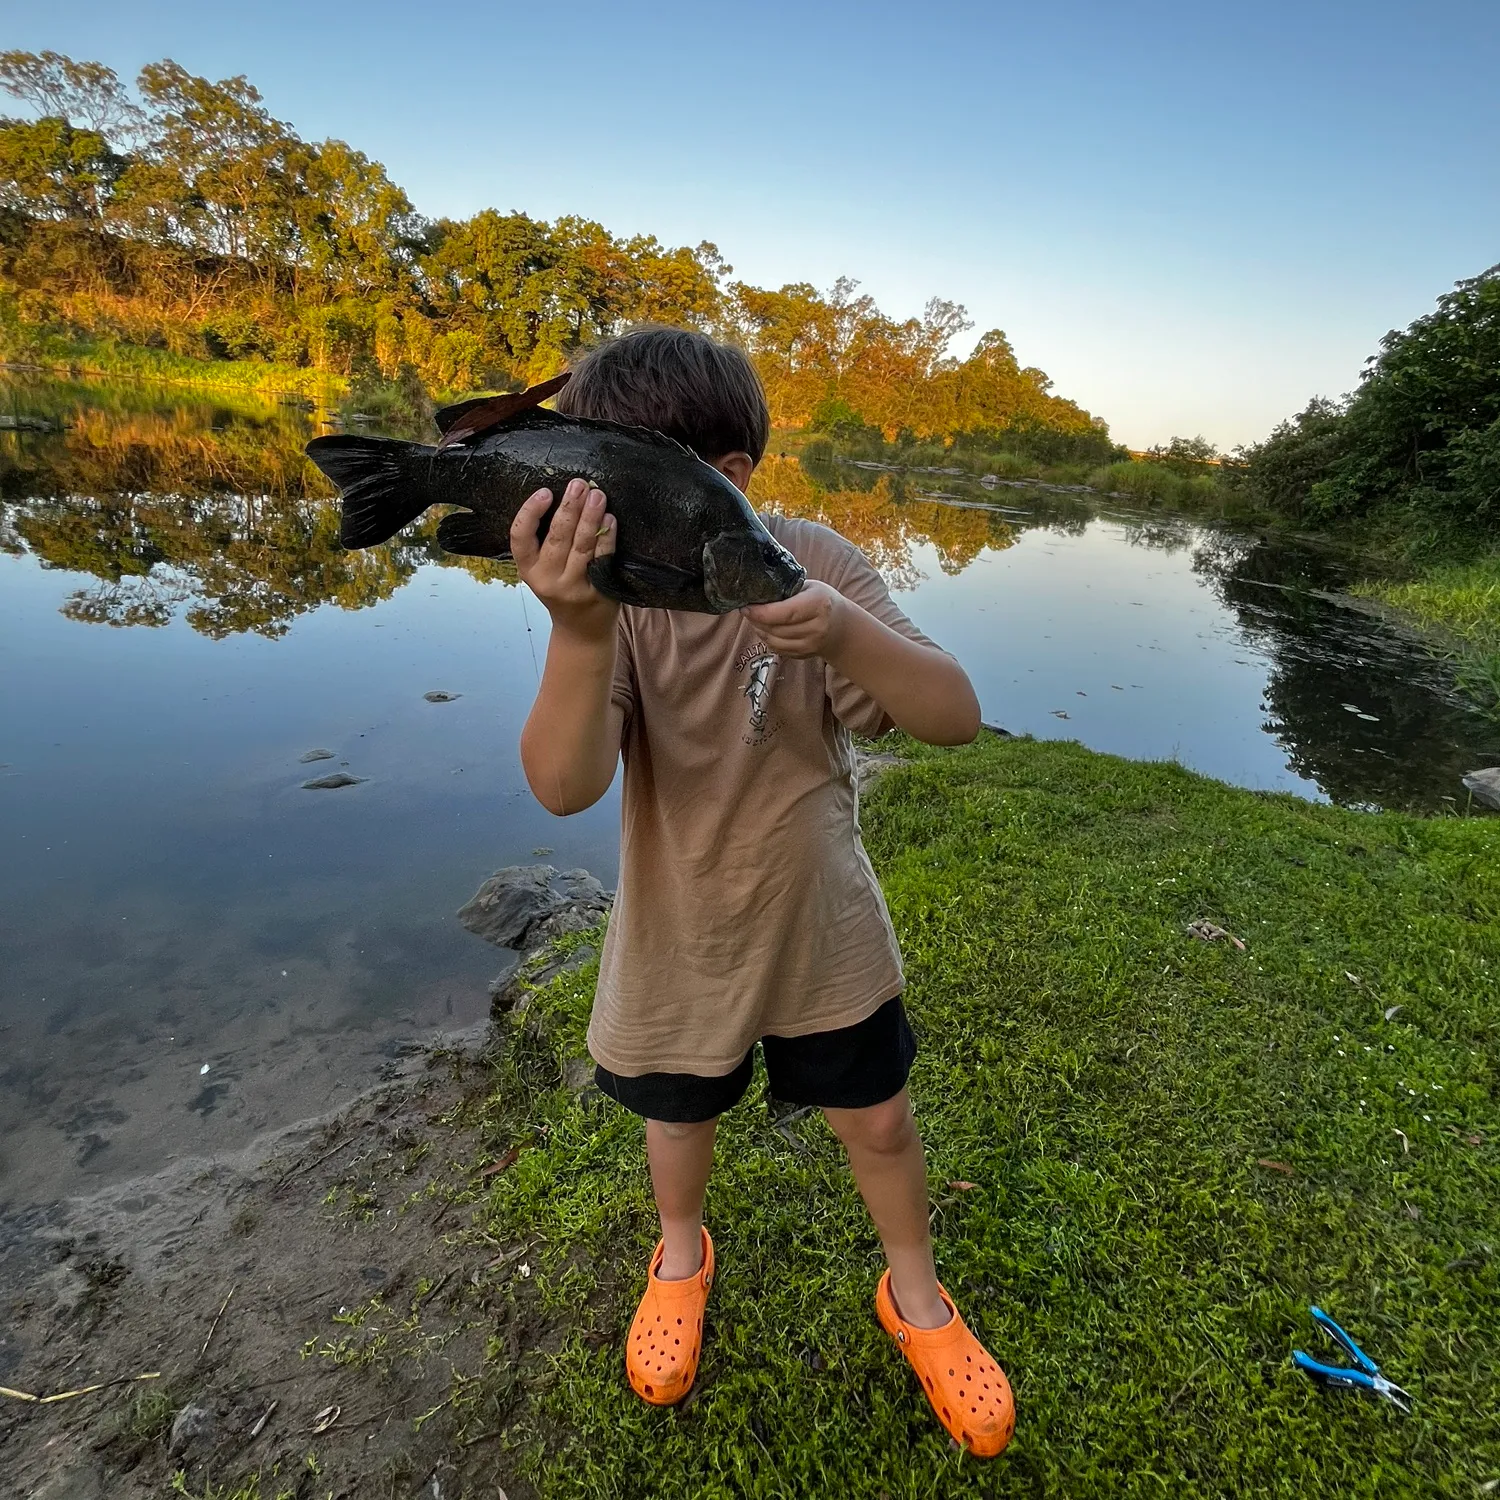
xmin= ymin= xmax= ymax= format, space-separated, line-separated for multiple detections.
xmin=5 ymin=0 xmax=1498 ymax=450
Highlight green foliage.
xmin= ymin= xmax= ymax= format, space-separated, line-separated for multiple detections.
xmin=1227 ymin=266 xmax=1500 ymax=535
xmin=1146 ymin=433 xmax=1219 ymax=474
xmin=418 ymin=738 xmax=1499 ymax=1497
xmin=0 ymin=50 xmax=1113 ymax=451
xmin=1353 ymin=552 xmax=1500 ymax=717
xmin=1088 ymin=459 xmax=1218 ymax=507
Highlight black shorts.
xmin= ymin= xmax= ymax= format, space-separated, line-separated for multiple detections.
xmin=594 ymin=995 xmax=917 ymax=1123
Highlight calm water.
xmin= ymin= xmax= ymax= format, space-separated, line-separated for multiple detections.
xmin=2 ymin=376 xmax=1495 ymax=1208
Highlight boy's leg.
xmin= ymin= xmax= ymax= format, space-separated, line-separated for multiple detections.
xmin=645 ymin=1117 xmax=717 ymax=1280
xmin=823 ymin=1088 xmax=949 ymax=1329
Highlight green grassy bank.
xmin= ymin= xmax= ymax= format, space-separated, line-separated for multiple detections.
xmin=1354 ymin=554 xmax=1500 ymax=715
xmin=0 ymin=317 xmax=343 ymax=401
xmin=305 ymin=737 xmax=1500 ymax=1500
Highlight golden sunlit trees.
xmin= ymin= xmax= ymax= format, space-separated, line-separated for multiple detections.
xmin=1 ymin=49 xmax=1112 ymax=454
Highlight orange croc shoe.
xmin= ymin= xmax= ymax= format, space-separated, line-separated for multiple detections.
xmin=626 ymin=1227 xmax=714 ymax=1406
xmin=876 ymin=1271 xmax=1015 ymax=1458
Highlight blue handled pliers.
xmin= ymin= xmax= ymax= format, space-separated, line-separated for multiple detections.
xmin=1293 ymin=1306 xmax=1412 ymax=1414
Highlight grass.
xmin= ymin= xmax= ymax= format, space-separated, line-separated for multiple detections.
xmin=1088 ymin=459 xmax=1220 ymax=507
xmin=1353 ymin=552 xmax=1500 ymax=716
xmin=352 ymin=735 xmax=1500 ymax=1499
xmin=0 ymin=318 xmax=343 ymax=401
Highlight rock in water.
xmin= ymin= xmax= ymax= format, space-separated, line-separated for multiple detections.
xmin=1462 ymin=767 xmax=1500 ymax=809
xmin=424 ymin=690 xmax=461 ymax=702
xmin=298 ymin=748 xmax=336 ymax=762
xmin=458 ymin=865 xmax=611 ymax=951
xmin=302 ymin=773 xmax=367 ymax=789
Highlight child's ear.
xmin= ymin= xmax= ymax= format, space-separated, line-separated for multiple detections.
xmin=710 ymin=451 xmax=755 ymax=494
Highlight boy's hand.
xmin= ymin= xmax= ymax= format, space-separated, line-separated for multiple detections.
xmin=511 ymin=478 xmax=618 ymax=642
xmin=741 ymin=580 xmax=848 ymax=660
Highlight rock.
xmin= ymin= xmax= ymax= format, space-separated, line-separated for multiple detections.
xmin=1462 ymin=767 xmax=1500 ymax=809
xmin=458 ymin=865 xmax=611 ymax=952
xmin=298 ymin=748 xmax=336 ymax=763
xmin=169 ymin=1403 xmax=216 ymax=1458
xmin=563 ymin=1058 xmax=595 ymax=1092
xmin=0 ymin=413 xmax=60 ymax=432
xmin=978 ymin=473 xmax=999 ymax=487
xmin=854 ymin=748 xmax=907 ymax=792
xmin=981 ymin=721 xmax=1013 ymax=738
xmin=424 ymin=690 xmax=461 ymax=703
xmin=491 ymin=944 xmax=598 ymax=1015
xmin=302 ymin=773 xmax=367 ymax=789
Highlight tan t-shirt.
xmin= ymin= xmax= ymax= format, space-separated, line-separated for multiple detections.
xmin=587 ymin=514 xmax=939 ymax=1079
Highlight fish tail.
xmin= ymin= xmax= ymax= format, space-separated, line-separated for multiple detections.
xmin=304 ymin=436 xmax=437 ymax=548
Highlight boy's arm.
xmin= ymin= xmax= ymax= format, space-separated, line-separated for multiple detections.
xmin=514 ymin=479 xmax=626 ymax=815
xmin=743 ymin=580 xmax=981 ymax=746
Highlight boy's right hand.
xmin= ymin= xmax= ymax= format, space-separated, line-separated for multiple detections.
xmin=511 ymin=478 xmax=618 ymax=642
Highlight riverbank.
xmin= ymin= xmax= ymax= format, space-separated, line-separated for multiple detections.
xmin=0 ymin=321 xmax=343 ymax=402
xmin=1353 ymin=552 xmax=1500 ymax=716
xmin=2 ymin=736 xmax=1495 ymax=1499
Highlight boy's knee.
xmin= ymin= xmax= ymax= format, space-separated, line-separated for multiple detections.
xmin=825 ymin=1093 xmax=917 ymax=1157
xmin=649 ymin=1117 xmax=717 ymax=1142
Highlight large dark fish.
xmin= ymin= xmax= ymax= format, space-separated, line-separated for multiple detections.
xmin=303 ymin=374 xmax=805 ymax=613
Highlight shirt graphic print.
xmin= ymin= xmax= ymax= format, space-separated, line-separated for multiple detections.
xmin=737 ymin=642 xmax=781 ymax=744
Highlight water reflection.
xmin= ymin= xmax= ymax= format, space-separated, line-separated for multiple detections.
xmin=4 ymin=373 xmax=1496 ymax=823
xmin=4 ymin=372 xmax=1498 ymax=1209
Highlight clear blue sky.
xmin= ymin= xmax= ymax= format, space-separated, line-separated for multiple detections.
xmin=8 ymin=0 xmax=1498 ymax=448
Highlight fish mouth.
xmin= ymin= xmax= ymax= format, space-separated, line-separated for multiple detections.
xmin=701 ymin=530 xmax=806 ymax=613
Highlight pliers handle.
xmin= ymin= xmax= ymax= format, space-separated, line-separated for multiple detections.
xmin=1293 ymin=1306 xmax=1412 ymax=1414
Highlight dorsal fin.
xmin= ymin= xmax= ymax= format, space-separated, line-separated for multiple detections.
xmin=434 ymin=373 xmax=572 ymax=449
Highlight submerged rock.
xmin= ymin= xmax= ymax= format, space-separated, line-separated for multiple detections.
xmin=458 ymin=865 xmax=611 ymax=953
xmin=298 ymin=748 xmax=336 ymax=763
xmin=423 ymin=690 xmax=461 ymax=703
xmin=301 ymin=773 xmax=366 ymax=790
xmin=1462 ymin=767 xmax=1500 ymax=809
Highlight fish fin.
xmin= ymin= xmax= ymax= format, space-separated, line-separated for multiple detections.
xmin=588 ymin=553 xmax=705 ymax=607
xmin=434 ymin=373 xmax=572 ymax=448
xmin=436 ymin=510 xmax=512 ymax=559
xmin=305 ymin=435 xmax=434 ymax=548
xmin=431 ymin=395 xmax=492 ymax=435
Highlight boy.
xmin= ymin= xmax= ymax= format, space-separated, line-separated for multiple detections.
xmin=511 ymin=328 xmax=1014 ymax=1458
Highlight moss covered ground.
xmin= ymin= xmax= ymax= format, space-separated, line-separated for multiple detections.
xmin=340 ymin=735 xmax=1495 ymax=1499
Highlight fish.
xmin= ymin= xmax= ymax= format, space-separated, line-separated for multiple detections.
xmin=303 ymin=374 xmax=805 ymax=614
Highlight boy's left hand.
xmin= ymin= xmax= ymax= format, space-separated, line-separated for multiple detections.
xmin=741 ymin=581 xmax=847 ymax=660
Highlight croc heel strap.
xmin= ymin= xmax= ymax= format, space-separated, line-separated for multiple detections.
xmin=876 ymin=1269 xmax=1015 ymax=1458
xmin=626 ymin=1226 xmax=714 ymax=1406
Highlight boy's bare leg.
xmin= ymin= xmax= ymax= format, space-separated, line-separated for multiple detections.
xmin=824 ymin=1090 xmax=950 ymax=1329
xmin=646 ymin=1117 xmax=717 ymax=1280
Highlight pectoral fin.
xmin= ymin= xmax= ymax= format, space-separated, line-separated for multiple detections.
xmin=437 ymin=510 xmax=512 ymax=558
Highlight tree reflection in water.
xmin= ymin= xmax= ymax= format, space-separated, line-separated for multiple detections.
xmin=0 ymin=379 xmax=1018 ymax=639
xmin=4 ymin=374 xmax=1495 ymax=812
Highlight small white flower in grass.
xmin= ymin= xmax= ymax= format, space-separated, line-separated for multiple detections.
xmin=1423 ymin=1115 xmax=1431 ymax=1122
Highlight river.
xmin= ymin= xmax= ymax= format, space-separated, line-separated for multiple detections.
xmin=2 ymin=373 xmax=1495 ymax=1211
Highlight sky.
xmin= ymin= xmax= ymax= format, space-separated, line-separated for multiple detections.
xmin=7 ymin=1 xmax=1499 ymax=449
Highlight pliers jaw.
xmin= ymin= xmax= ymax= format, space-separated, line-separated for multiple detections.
xmin=1371 ymin=1375 xmax=1413 ymax=1415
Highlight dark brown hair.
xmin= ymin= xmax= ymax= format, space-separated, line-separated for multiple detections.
xmin=555 ymin=326 xmax=770 ymax=464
